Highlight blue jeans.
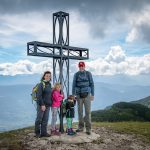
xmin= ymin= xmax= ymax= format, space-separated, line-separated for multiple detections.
xmin=35 ymin=104 xmax=50 ymax=135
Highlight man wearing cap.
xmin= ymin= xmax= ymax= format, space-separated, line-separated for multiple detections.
xmin=72 ymin=61 xmax=94 ymax=135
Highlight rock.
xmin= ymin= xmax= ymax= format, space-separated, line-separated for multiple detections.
xmin=49 ymin=132 xmax=100 ymax=144
xmin=23 ymin=127 xmax=150 ymax=150
xmin=38 ymin=140 xmax=47 ymax=146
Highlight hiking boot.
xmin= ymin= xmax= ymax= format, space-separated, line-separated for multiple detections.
xmin=86 ymin=131 xmax=91 ymax=135
xmin=40 ymin=133 xmax=51 ymax=137
xmin=34 ymin=134 xmax=41 ymax=138
xmin=76 ymin=128 xmax=83 ymax=132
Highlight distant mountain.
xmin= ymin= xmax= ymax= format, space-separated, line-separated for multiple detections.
xmin=93 ymin=82 xmax=150 ymax=109
xmin=93 ymin=74 xmax=150 ymax=86
xmin=1 ymin=74 xmax=150 ymax=86
xmin=131 ymin=96 xmax=150 ymax=108
xmin=91 ymin=102 xmax=150 ymax=122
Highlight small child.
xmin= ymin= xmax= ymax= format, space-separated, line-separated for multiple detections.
xmin=64 ymin=95 xmax=76 ymax=135
xmin=51 ymin=83 xmax=64 ymax=136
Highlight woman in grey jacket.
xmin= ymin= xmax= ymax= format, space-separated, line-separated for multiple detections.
xmin=35 ymin=71 xmax=52 ymax=138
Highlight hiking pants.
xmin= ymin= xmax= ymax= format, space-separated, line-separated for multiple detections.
xmin=77 ymin=94 xmax=91 ymax=132
xmin=35 ymin=104 xmax=50 ymax=135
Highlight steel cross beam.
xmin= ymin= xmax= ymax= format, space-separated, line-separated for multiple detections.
xmin=27 ymin=41 xmax=89 ymax=60
xmin=27 ymin=11 xmax=89 ymax=133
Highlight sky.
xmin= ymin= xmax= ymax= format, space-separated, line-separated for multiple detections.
xmin=0 ymin=0 xmax=150 ymax=76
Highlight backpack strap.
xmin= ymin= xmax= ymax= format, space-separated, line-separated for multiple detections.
xmin=85 ymin=71 xmax=90 ymax=81
xmin=76 ymin=70 xmax=90 ymax=82
xmin=41 ymin=81 xmax=46 ymax=91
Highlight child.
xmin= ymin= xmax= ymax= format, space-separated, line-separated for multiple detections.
xmin=51 ymin=83 xmax=64 ymax=136
xmin=64 ymin=95 xmax=76 ymax=135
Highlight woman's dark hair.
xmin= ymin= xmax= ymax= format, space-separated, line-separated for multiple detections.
xmin=41 ymin=71 xmax=51 ymax=81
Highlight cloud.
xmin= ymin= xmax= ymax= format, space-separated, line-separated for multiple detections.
xmin=0 ymin=10 xmax=92 ymax=49
xmin=0 ymin=59 xmax=52 ymax=76
xmin=105 ymin=46 xmax=126 ymax=63
xmin=0 ymin=45 xmax=149 ymax=76
xmin=0 ymin=0 xmax=150 ymax=61
xmin=126 ymin=6 xmax=150 ymax=43
xmin=0 ymin=0 xmax=150 ymax=71
xmin=126 ymin=28 xmax=138 ymax=42
xmin=0 ymin=0 xmax=150 ymax=40
xmin=1 ymin=0 xmax=146 ymax=14
xmin=0 ymin=12 xmax=53 ymax=48
xmin=86 ymin=45 xmax=150 ymax=75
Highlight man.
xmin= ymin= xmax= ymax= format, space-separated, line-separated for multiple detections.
xmin=72 ymin=61 xmax=94 ymax=135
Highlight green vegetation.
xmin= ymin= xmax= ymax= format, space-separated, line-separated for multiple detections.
xmin=0 ymin=122 xmax=150 ymax=149
xmin=0 ymin=126 xmax=34 ymax=150
xmin=92 ymin=102 xmax=150 ymax=122
xmin=93 ymin=122 xmax=150 ymax=142
xmin=131 ymin=96 xmax=150 ymax=108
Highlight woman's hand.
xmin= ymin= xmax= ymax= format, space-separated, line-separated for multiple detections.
xmin=41 ymin=105 xmax=46 ymax=111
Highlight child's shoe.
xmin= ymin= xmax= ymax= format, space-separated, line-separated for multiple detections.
xmin=51 ymin=130 xmax=61 ymax=136
xmin=55 ymin=130 xmax=61 ymax=136
xmin=67 ymin=128 xmax=75 ymax=136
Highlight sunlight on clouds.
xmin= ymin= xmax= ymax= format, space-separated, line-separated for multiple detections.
xmin=105 ymin=45 xmax=126 ymax=63
xmin=86 ymin=45 xmax=150 ymax=75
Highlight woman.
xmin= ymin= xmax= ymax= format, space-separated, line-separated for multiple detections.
xmin=35 ymin=71 xmax=52 ymax=138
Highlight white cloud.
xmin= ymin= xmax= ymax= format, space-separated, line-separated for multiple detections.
xmin=0 ymin=59 xmax=52 ymax=76
xmin=86 ymin=45 xmax=150 ymax=75
xmin=126 ymin=6 xmax=150 ymax=43
xmin=0 ymin=10 xmax=92 ymax=48
xmin=0 ymin=45 xmax=150 ymax=76
xmin=105 ymin=45 xmax=126 ymax=63
xmin=0 ymin=12 xmax=53 ymax=48
xmin=126 ymin=28 xmax=138 ymax=42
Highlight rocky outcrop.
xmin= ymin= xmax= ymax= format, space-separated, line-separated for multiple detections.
xmin=22 ymin=126 xmax=150 ymax=150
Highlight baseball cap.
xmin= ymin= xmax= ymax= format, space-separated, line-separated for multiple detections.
xmin=78 ymin=61 xmax=85 ymax=67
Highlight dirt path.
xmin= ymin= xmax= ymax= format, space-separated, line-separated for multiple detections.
xmin=22 ymin=126 xmax=150 ymax=150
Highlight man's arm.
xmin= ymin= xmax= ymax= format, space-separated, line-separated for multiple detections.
xmin=88 ymin=71 xmax=94 ymax=96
